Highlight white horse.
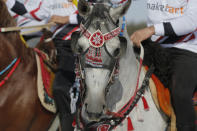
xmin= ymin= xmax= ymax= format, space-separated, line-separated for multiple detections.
xmin=72 ymin=0 xmax=168 ymax=130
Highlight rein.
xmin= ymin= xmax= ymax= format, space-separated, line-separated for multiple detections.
xmin=75 ymin=64 xmax=155 ymax=131
xmin=0 ymin=58 xmax=20 ymax=87
xmin=109 ymin=65 xmax=155 ymax=130
xmin=75 ymin=25 xmax=155 ymax=130
xmin=73 ymin=3 xmax=148 ymax=129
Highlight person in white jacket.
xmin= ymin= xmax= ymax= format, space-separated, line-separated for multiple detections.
xmin=130 ymin=0 xmax=197 ymax=130
xmin=4 ymin=0 xmax=82 ymax=130
xmin=15 ymin=0 xmax=45 ymax=46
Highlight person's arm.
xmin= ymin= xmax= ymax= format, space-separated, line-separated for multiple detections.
xmin=49 ymin=14 xmax=83 ymax=25
xmin=49 ymin=0 xmax=82 ymax=25
xmin=5 ymin=0 xmax=50 ymax=21
xmin=130 ymin=26 xmax=155 ymax=47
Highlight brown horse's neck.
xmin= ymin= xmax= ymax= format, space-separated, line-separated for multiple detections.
xmin=0 ymin=1 xmax=35 ymax=62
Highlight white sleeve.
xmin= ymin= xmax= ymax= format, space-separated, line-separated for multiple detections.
xmin=154 ymin=0 xmax=197 ymax=36
xmin=6 ymin=0 xmax=50 ymax=21
xmin=154 ymin=23 xmax=165 ymax=36
xmin=6 ymin=0 xmax=15 ymax=9
xmin=69 ymin=14 xmax=78 ymax=24
xmin=26 ymin=0 xmax=50 ymax=21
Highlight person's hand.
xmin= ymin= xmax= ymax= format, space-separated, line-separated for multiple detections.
xmin=130 ymin=26 xmax=155 ymax=47
xmin=49 ymin=15 xmax=69 ymax=25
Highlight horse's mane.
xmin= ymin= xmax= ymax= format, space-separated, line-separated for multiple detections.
xmin=142 ymin=40 xmax=172 ymax=88
xmin=0 ymin=1 xmax=34 ymax=62
xmin=0 ymin=1 xmax=16 ymax=27
xmin=0 ymin=0 xmax=19 ymax=43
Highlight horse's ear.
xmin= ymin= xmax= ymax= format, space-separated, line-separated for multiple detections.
xmin=41 ymin=28 xmax=53 ymax=38
xmin=110 ymin=0 xmax=131 ymax=20
xmin=78 ymin=0 xmax=91 ymax=17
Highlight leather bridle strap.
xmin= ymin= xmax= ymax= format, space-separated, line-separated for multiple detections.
xmin=81 ymin=64 xmax=155 ymax=131
xmin=109 ymin=64 xmax=155 ymax=130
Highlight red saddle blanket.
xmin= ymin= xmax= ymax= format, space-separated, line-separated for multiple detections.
xmin=34 ymin=48 xmax=54 ymax=98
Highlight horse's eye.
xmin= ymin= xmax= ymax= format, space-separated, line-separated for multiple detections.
xmin=77 ymin=46 xmax=83 ymax=54
xmin=73 ymin=44 xmax=83 ymax=54
xmin=105 ymin=87 xmax=109 ymax=94
xmin=113 ymin=48 xmax=120 ymax=57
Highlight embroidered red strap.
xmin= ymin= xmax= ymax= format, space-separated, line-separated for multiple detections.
xmin=104 ymin=58 xmax=144 ymax=131
xmin=80 ymin=24 xmax=120 ymax=48
xmin=80 ymin=24 xmax=91 ymax=39
xmin=0 ymin=58 xmax=20 ymax=87
xmin=104 ymin=27 xmax=120 ymax=41
xmin=117 ymin=58 xmax=143 ymax=114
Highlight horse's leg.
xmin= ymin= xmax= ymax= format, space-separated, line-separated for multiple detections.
xmin=170 ymin=54 xmax=197 ymax=130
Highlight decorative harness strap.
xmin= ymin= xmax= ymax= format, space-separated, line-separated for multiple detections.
xmin=0 ymin=58 xmax=18 ymax=75
xmin=0 ymin=58 xmax=20 ymax=87
xmin=82 ymin=64 xmax=155 ymax=131
xmin=110 ymin=65 xmax=155 ymax=130
xmin=75 ymin=43 xmax=155 ymax=130
xmin=74 ymin=16 xmax=154 ymax=131
xmin=80 ymin=24 xmax=120 ymax=48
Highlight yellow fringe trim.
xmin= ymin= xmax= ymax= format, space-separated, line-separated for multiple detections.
xmin=20 ymin=35 xmax=28 ymax=48
xmin=72 ymin=0 xmax=78 ymax=7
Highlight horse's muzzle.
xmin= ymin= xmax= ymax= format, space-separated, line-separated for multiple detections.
xmin=84 ymin=103 xmax=106 ymax=121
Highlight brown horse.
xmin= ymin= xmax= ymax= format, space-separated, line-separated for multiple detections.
xmin=0 ymin=1 xmax=55 ymax=130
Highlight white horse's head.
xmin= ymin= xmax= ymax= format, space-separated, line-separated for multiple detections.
xmin=71 ymin=0 xmax=132 ymax=122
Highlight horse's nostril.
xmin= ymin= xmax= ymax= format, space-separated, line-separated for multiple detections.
xmin=86 ymin=111 xmax=102 ymax=119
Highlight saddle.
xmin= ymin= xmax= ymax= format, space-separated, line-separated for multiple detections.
xmin=34 ymin=48 xmax=56 ymax=113
xmin=145 ymin=66 xmax=197 ymax=131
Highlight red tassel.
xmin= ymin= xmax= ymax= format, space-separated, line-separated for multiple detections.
xmin=72 ymin=118 xmax=76 ymax=127
xmin=127 ymin=116 xmax=134 ymax=131
xmin=142 ymin=95 xmax=149 ymax=111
